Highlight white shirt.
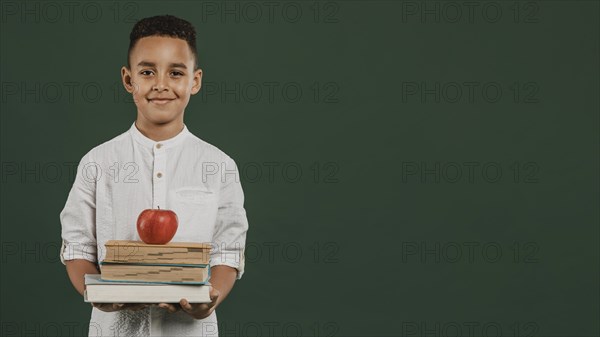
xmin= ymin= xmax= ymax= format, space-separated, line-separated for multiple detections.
xmin=59 ymin=122 xmax=249 ymax=337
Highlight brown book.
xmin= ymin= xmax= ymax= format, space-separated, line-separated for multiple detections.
xmin=103 ymin=240 xmax=211 ymax=265
xmin=99 ymin=262 xmax=210 ymax=284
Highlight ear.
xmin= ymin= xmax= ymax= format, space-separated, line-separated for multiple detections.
xmin=121 ymin=66 xmax=136 ymax=94
xmin=190 ymin=68 xmax=203 ymax=95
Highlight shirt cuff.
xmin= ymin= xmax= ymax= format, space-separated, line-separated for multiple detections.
xmin=209 ymin=250 xmax=245 ymax=280
xmin=60 ymin=240 xmax=97 ymax=265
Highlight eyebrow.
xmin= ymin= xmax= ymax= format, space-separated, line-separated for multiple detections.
xmin=137 ymin=61 xmax=188 ymax=69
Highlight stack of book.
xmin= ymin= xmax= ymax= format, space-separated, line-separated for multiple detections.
xmin=84 ymin=240 xmax=212 ymax=303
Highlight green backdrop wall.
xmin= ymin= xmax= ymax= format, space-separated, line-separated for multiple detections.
xmin=1 ymin=1 xmax=598 ymax=336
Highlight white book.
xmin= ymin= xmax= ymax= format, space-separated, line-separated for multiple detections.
xmin=84 ymin=274 xmax=211 ymax=303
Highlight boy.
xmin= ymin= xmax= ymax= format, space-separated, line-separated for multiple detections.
xmin=59 ymin=15 xmax=248 ymax=337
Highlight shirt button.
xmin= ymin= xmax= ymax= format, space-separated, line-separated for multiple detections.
xmin=156 ymin=172 xmax=163 ymax=178
xmin=156 ymin=143 xmax=163 ymax=149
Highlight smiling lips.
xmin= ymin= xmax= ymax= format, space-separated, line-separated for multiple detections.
xmin=148 ymin=98 xmax=175 ymax=105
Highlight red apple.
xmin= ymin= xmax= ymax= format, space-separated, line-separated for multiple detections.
xmin=136 ymin=207 xmax=179 ymax=244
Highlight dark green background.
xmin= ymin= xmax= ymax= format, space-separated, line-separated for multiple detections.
xmin=1 ymin=0 xmax=598 ymax=336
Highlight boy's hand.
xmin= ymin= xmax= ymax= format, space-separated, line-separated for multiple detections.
xmin=157 ymin=286 xmax=220 ymax=319
xmin=92 ymin=303 xmax=150 ymax=312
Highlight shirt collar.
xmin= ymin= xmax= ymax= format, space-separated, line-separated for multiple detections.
xmin=129 ymin=122 xmax=189 ymax=150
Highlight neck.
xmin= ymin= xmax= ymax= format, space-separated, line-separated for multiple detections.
xmin=134 ymin=118 xmax=184 ymax=142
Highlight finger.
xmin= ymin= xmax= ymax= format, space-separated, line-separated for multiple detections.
xmin=180 ymin=299 xmax=194 ymax=312
xmin=127 ymin=303 xmax=149 ymax=311
xmin=112 ymin=303 xmax=124 ymax=310
xmin=158 ymin=303 xmax=179 ymax=313
xmin=158 ymin=303 xmax=176 ymax=310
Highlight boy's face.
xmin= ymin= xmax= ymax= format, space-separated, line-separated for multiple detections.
xmin=121 ymin=36 xmax=202 ymax=126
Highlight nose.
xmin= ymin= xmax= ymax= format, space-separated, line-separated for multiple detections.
xmin=152 ymin=74 xmax=168 ymax=92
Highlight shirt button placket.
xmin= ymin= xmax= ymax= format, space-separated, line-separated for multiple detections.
xmin=153 ymin=143 xmax=167 ymax=209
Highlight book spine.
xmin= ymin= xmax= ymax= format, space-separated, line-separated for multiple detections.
xmin=104 ymin=250 xmax=210 ymax=265
xmin=99 ymin=261 xmax=209 ymax=268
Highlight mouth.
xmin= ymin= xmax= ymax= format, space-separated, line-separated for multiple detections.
xmin=148 ymin=98 xmax=175 ymax=105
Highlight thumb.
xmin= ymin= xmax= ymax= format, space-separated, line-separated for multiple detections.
xmin=209 ymin=287 xmax=220 ymax=306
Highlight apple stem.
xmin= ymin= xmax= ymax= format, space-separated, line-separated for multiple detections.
xmin=157 ymin=205 xmax=160 ymax=210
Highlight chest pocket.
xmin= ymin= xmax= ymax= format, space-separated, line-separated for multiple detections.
xmin=176 ymin=187 xmax=215 ymax=203
xmin=168 ymin=186 xmax=219 ymax=242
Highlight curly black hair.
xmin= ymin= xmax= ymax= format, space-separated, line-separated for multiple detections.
xmin=127 ymin=15 xmax=198 ymax=70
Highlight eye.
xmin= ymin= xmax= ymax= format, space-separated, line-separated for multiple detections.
xmin=171 ymin=71 xmax=184 ymax=77
xmin=140 ymin=70 xmax=154 ymax=76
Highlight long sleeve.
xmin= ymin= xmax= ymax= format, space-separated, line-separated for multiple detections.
xmin=209 ymin=156 xmax=249 ymax=279
xmin=59 ymin=150 xmax=98 ymax=265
